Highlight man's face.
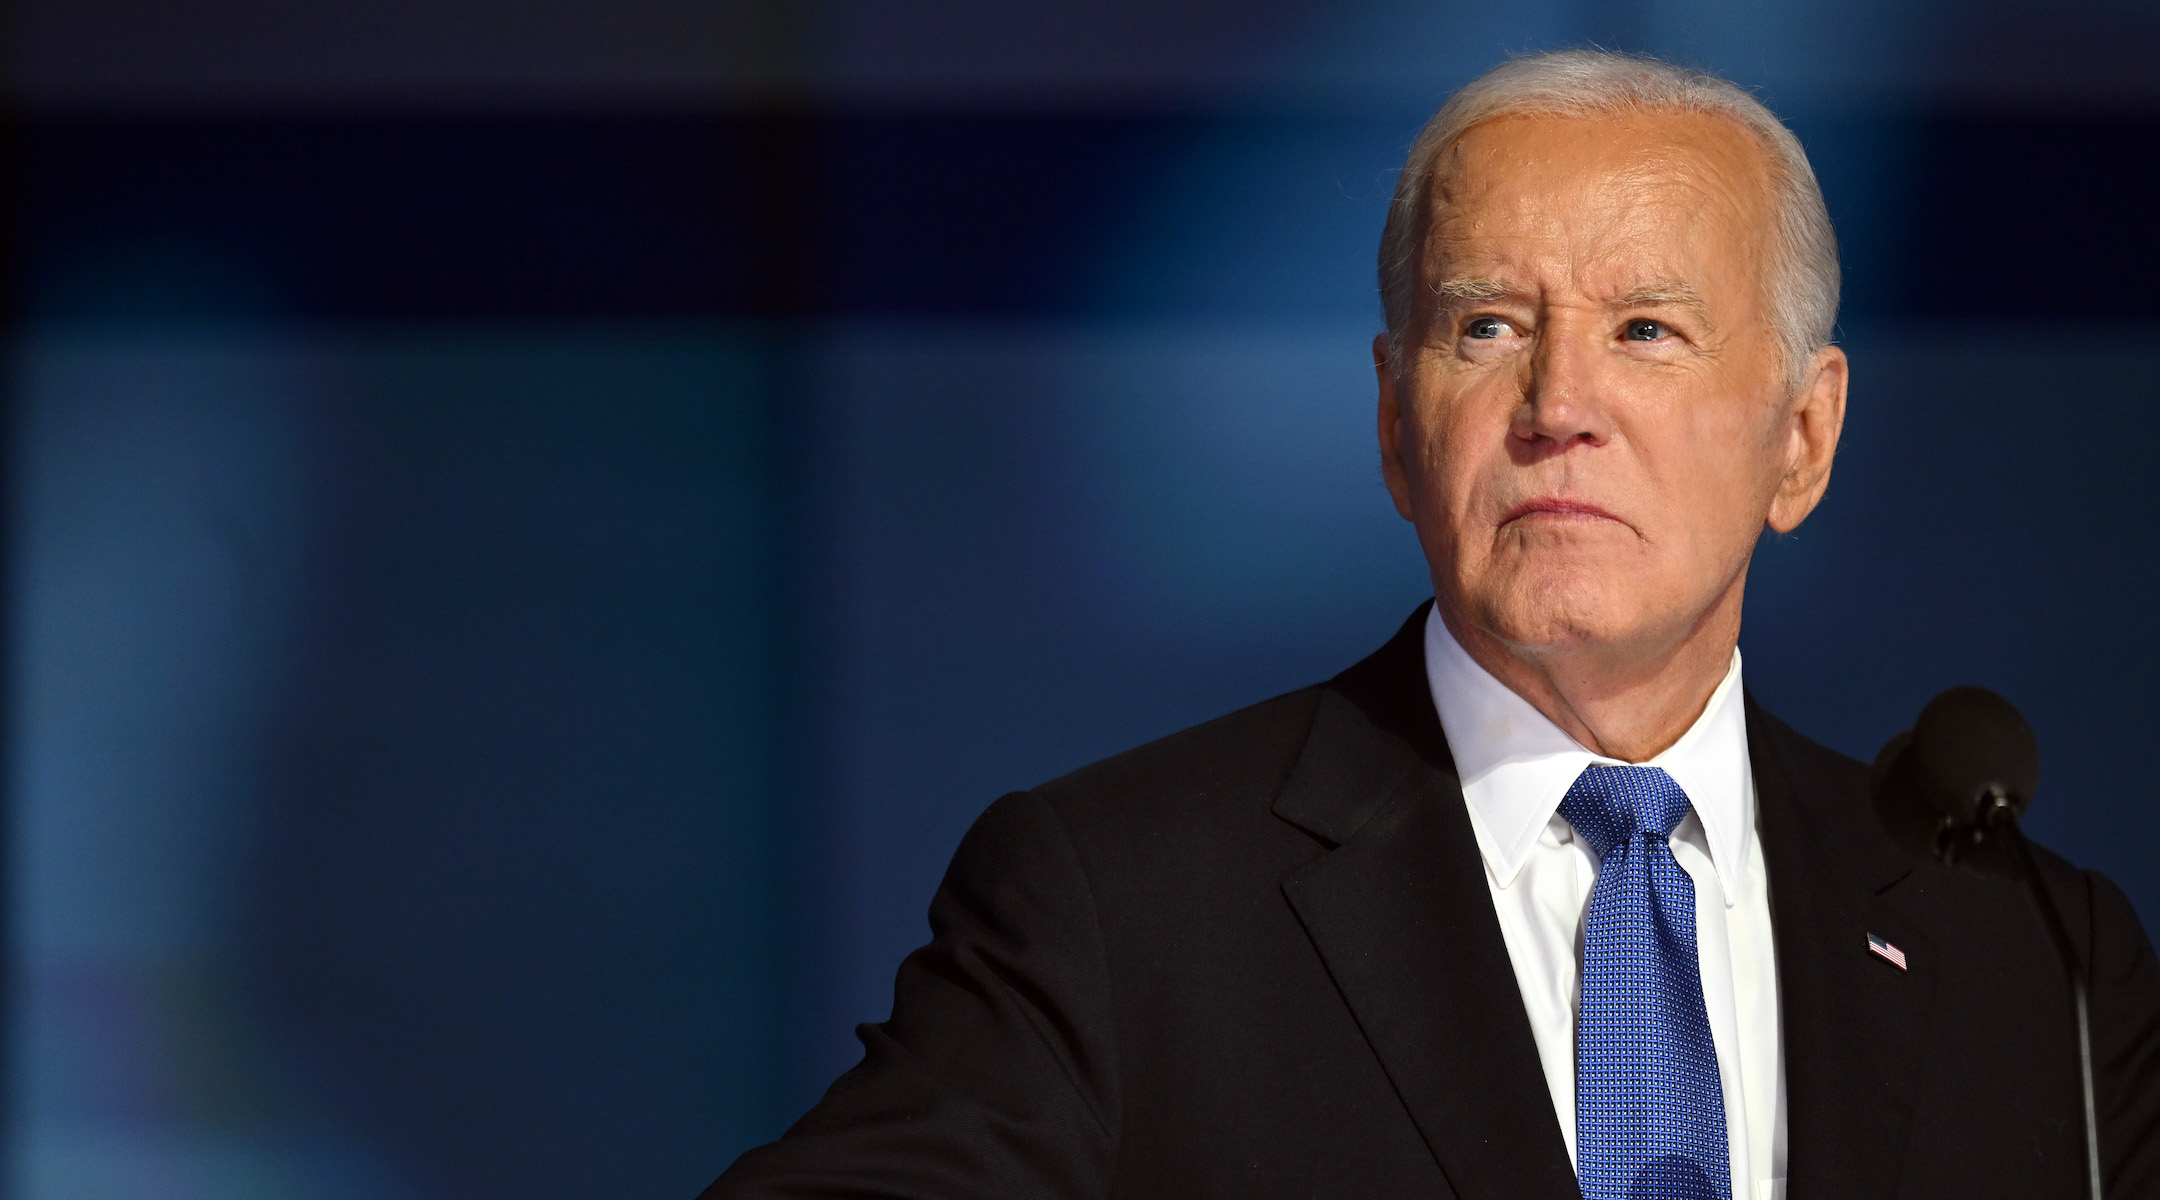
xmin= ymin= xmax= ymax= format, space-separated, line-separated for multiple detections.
xmin=1379 ymin=110 xmax=1843 ymax=674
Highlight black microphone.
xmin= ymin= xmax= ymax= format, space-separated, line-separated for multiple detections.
xmin=1872 ymin=688 xmax=2101 ymax=1200
xmin=1869 ymin=686 xmax=2038 ymax=865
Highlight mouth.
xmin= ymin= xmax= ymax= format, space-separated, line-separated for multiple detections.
xmin=1500 ymin=497 xmax=1626 ymax=528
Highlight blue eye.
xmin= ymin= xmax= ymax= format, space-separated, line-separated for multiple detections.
xmin=1625 ymin=319 xmax=1669 ymax=342
xmin=1466 ymin=317 xmax=1506 ymax=339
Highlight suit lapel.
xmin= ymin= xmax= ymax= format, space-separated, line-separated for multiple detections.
xmin=1276 ymin=613 xmax=1580 ymax=1200
xmin=1749 ymin=699 xmax=1939 ymax=1200
xmin=1280 ymin=614 xmax=1946 ymax=1199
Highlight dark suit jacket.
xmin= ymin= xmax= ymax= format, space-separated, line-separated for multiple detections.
xmin=707 ymin=608 xmax=2160 ymax=1198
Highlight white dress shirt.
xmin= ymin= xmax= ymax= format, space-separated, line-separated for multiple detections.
xmin=1422 ymin=606 xmax=1787 ymax=1200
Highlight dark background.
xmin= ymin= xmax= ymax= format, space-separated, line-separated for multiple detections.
xmin=8 ymin=2 xmax=2160 ymax=1197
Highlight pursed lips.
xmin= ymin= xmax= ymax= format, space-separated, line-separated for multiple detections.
xmin=1501 ymin=497 xmax=1627 ymax=529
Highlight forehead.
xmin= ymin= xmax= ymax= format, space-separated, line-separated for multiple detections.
xmin=1423 ymin=110 xmax=1777 ymax=288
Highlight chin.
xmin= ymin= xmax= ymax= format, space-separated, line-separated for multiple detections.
xmin=1470 ymin=570 xmax=1649 ymax=655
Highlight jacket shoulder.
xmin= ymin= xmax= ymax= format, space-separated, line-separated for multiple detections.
xmin=1746 ymin=697 xmax=1871 ymax=789
xmin=1027 ymin=685 xmax=1326 ymax=831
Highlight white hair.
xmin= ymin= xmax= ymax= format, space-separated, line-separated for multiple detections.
xmin=1378 ymin=50 xmax=1840 ymax=390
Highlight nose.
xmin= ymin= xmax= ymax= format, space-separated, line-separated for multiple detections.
xmin=1511 ymin=324 xmax=1614 ymax=451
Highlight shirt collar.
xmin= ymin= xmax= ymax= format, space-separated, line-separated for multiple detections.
xmin=1421 ymin=603 xmax=1756 ymax=905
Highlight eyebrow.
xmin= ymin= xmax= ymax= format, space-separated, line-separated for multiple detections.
xmin=1429 ymin=276 xmax=1516 ymax=303
xmin=1614 ymin=280 xmax=1716 ymax=328
xmin=1615 ymin=280 xmax=1704 ymax=306
xmin=1427 ymin=275 xmax=1720 ymax=329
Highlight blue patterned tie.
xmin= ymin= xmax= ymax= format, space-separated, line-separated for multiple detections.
xmin=1558 ymin=764 xmax=1731 ymax=1200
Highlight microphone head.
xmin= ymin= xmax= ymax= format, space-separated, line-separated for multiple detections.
xmin=1910 ymin=686 xmax=2039 ymax=825
xmin=1871 ymin=686 xmax=2039 ymax=865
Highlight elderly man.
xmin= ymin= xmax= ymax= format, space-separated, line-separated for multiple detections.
xmin=706 ymin=51 xmax=2160 ymax=1199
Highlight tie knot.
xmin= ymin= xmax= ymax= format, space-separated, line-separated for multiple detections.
xmin=1557 ymin=763 xmax=1692 ymax=856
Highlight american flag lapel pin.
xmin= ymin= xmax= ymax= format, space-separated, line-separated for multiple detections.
xmin=1868 ymin=932 xmax=1908 ymax=971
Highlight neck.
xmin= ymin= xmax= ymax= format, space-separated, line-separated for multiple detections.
xmin=1439 ymin=590 xmax=1743 ymax=763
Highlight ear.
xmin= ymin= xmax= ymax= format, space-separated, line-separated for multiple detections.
xmin=1765 ymin=345 xmax=1848 ymax=534
xmin=1375 ymin=334 xmax=1417 ymax=522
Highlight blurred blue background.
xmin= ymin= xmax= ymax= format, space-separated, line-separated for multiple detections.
xmin=7 ymin=1 xmax=2160 ymax=1195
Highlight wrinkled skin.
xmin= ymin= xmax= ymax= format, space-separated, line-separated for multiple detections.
xmin=1376 ymin=111 xmax=1848 ymax=761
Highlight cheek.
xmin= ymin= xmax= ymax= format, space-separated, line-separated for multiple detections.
xmin=1408 ymin=429 xmax=1508 ymax=558
xmin=1660 ymin=400 xmax=1788 ymax=544
xmin=1406 ymin=380 xmax=1516 ymax=504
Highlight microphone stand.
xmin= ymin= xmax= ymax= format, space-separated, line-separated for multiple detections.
xmin=1978 ymin=795 xmax=2103 ymax=1200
